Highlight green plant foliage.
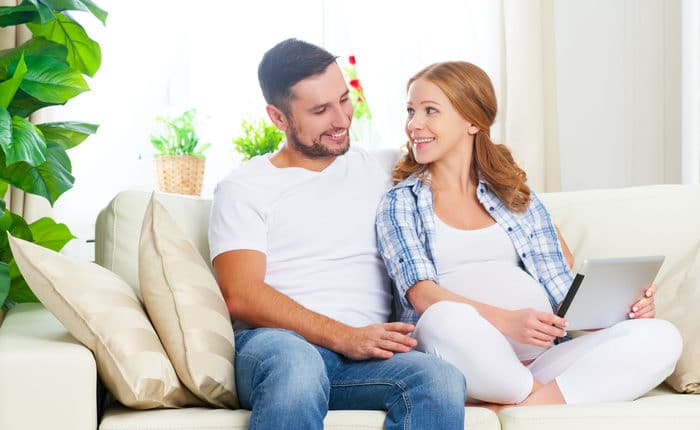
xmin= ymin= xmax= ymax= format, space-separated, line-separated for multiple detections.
xmin=0 ymin=0 xmax=105 ymax=309
xmin=232 ymin=118 xmax=285 ymax=160
xmin=150 ymin=109 xmax=210 ymax=160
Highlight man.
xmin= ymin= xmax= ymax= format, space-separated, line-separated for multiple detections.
xmin=209 ymin=38 xmax=466 ymax=430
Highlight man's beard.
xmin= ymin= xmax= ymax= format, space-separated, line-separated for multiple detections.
xmin=288 ymin=122 xmax=350 ymax=158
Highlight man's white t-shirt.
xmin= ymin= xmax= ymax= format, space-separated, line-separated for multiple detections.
xmin=209 ymin=147 xmax=393 ymax=330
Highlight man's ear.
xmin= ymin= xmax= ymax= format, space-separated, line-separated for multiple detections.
xmin=266 ymin=105 xmax=289 ymax=132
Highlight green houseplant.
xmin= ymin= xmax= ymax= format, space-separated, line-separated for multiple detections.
xmin=150 ymin=108 xmax=210 ymax=196
xmin=0 ymin=0 xmax=107 ymax=311
xmin=232 ymin=117 xmax=284 ymax=160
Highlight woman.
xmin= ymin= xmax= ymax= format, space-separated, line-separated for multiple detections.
xmin=375 ymin=61 xmax=682 ymax=407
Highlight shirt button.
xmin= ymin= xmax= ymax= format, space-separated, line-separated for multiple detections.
xmin=522 ymin=253 xmax=527 ymax=258
xmin=489 ymin=206 xmax=494 ymax=211
xmin=507 ymin=227 xmax=513 ymax=232
xmin=398 ymin=258 xmax=404 ymax=263
xmin=479 ymin=188 xmax=484 ymax=193
xmin=530 ymin=233 xmax=534 ymax=238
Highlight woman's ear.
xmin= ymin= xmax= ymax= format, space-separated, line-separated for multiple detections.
xmin=266 ymin=105 xmax=288 ymax=132
xmin=467 ymin=125 xmax=479 ymax=136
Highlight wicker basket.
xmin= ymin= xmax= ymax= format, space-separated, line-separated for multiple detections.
xmin=154 ymin=155 xmax=205 ymax=196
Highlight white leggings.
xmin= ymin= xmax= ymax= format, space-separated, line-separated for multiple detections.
xmin=414 ymin=301 xmax=683 ymax=404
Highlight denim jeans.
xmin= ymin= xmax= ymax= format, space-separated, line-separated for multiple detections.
xmin=235 ymin=328 xmax=466 ymax=430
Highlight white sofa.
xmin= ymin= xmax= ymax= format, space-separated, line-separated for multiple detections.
xmin=2 ymin=180 xmax=700 ymax=429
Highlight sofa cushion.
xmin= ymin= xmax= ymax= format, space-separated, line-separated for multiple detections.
xmin=8 ymin=235 xmax=200 ymax=409
xmin=662 ymin=244 xmax=700 ymax=393
xmin=139 ymin=196 xmax=238 ymax=408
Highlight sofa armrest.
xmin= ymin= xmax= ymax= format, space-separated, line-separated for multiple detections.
xmin=0 ymin=303 xmax=97 ymax=430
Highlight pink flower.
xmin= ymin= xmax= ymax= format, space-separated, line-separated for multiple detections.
xmin=349 ymin=79 xmax=361 ymax=89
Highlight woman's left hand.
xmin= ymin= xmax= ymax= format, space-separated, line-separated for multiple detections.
xmin=629 ymin=284 xmax=656 ymax=319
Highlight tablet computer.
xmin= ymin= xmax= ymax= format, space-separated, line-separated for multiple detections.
xmin=556 ymin=256 xmax=665 ymax=330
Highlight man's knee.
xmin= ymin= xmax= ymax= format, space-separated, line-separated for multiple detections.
xmin=236 ymin=329 xmax=330 ymax=408
xmin=399 ymin=351 xmax=466 ymax=405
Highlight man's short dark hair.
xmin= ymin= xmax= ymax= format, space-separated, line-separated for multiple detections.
xmin=258 ymin=38 xmax=338 ymax=114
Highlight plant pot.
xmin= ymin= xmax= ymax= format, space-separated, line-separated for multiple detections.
xmin=154 ymin=155 xmax=205 ymax=196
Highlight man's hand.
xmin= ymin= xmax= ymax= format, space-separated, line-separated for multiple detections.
xmin=629 ymin=284 xmax=656 ymax=319
xmin=493 ymin=308 xmax=567 ymax=348
xmin=335 ymin=322 xmax=417 ymax=360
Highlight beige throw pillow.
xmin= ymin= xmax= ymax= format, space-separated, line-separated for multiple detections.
xmin=8 ymin=234 xmax=200 ymax=409
xmin=139 ymin=196 xmax=238 ymax=408
xmin=659 ymin=244 xmax=700 ymax=393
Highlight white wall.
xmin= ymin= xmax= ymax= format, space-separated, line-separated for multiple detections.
xmin=554 ymin=0 xmax=682 ymax=191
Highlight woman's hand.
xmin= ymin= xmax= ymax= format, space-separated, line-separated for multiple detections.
xmin=493 ymin=308 xmax=568 ymax=347
xmin=629 ymin=284 xmax=656 ymax=319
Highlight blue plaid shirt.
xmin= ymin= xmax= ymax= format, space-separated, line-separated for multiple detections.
xmin=375 ymin=174 xmax=573 ymax=325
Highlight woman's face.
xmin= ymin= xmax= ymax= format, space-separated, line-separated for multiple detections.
xmin=405 ymin=78 xmax=476 ymax=165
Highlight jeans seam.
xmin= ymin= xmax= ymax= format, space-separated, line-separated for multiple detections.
xmin=331 ymin=380 xmax=412 ymax=430
xmin=237 ymin=352 xmax=262 ymax=428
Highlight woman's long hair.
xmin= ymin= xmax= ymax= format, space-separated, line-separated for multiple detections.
xmin=392 ymin=61 xmax=530 ymax=213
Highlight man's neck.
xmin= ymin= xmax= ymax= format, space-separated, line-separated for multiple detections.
xmin=269 ymin=145 xmax=338 ymax=172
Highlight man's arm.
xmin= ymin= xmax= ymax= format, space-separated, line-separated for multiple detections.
xmin=213 ymin=249 xmax=416 ymax=360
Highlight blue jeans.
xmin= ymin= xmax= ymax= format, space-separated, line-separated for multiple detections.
xmin=235 ymin=328 xmax=466 ymax=430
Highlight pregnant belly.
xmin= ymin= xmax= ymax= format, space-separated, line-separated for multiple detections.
xmin=439 ymin=262 xmax=554 ymax=360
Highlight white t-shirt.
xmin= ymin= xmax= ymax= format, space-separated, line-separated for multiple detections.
xmin=433 ymin=217 xmax=553 ymax=360
xmin=209 ymin=147 xmax=393 ymax=330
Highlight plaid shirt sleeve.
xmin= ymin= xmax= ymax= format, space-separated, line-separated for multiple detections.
xmin=528 ymin=191 xmax=573 ymax=305
xmin=375 ymin=187 xmax=439 ymax=299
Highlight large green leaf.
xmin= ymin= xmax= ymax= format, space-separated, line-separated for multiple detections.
xmin=9 ymin=55 xmax=88 ymax=104
xmin=0 ymin=37 xmax=68 ymax=79
xmin=7 ymin=259 xmax=38 ymax=304
xmin=36 ymin=121 xmax=97 ymax=150
xmin=0 ymin=54 xmax=27 ymax=108
xmin=0 ymin=200 xmax=10 ymax=230
xmin=22 ymin=0 xmax=55 ymax=24
xmin=0 ymin=107 xmax=10 ymax=151
xmin=0 ymin=4 xmax=38 ymax=27
xmin=0 ymin=115 xmax=47 ymax=166
xmin=37 ymin=0 xmax=107 ymax=25
xmin=7 ymin=88 xmax=58 ymax=118
xmin=0 ymin=212 xmax=33 ymax=263
xmin=0 ymin=141 xmax=72 ymax=205
xmin=28 ymin=12 xmax=101 ymax=77
xmin=29 ymin=216 xmax=75 ymax=251
xmin=0 ymin=261 xmax=9 ymax=309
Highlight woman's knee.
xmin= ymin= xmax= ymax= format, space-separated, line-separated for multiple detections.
xmin=415 ymin=301 xmax=480 ymax=343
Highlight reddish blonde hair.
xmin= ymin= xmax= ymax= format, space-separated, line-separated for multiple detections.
xmin=393 ymin=61 xmax=530 ymax=213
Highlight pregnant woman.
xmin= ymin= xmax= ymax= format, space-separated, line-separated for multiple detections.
xmin=375 ymin=61 xmax=682 ymax=407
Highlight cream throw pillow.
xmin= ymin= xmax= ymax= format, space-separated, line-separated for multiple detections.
xmin=660 ymin=244 xmax=700 ymax=393
xmin=8 ymin=234 xmax=200 ymax=409
xmin=139 ymin=196 xmax=238 ymax=408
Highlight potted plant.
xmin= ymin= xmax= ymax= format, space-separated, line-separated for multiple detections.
xmin=150 ymin=108 xmax=210 ymax=196
xmin=0 ymin=0 xmax=106 ymax=312
xmin=232 ymin=117 xmax=284 ymax=160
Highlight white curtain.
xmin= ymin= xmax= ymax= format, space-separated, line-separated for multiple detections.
xmin=501 ymin=0 xmax=561 ymax=192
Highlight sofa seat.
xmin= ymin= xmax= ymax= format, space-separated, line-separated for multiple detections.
xmin=3 ymin=303 xmax=700 ymax=430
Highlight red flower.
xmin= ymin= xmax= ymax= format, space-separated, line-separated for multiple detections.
xmin=349 ymin=55 xmax=356 ymax=65
xmin=349 ymin=79 xmax=360 ymax=89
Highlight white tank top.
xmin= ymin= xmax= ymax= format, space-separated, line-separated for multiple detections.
xmin=433 ymin=216 xmax=553 ymax=360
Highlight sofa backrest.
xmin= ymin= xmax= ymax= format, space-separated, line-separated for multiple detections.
xmin=95 ymin=154 xmax=700 ymax=314
xmin=95 ymin=190 xmax=212 ymax=300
